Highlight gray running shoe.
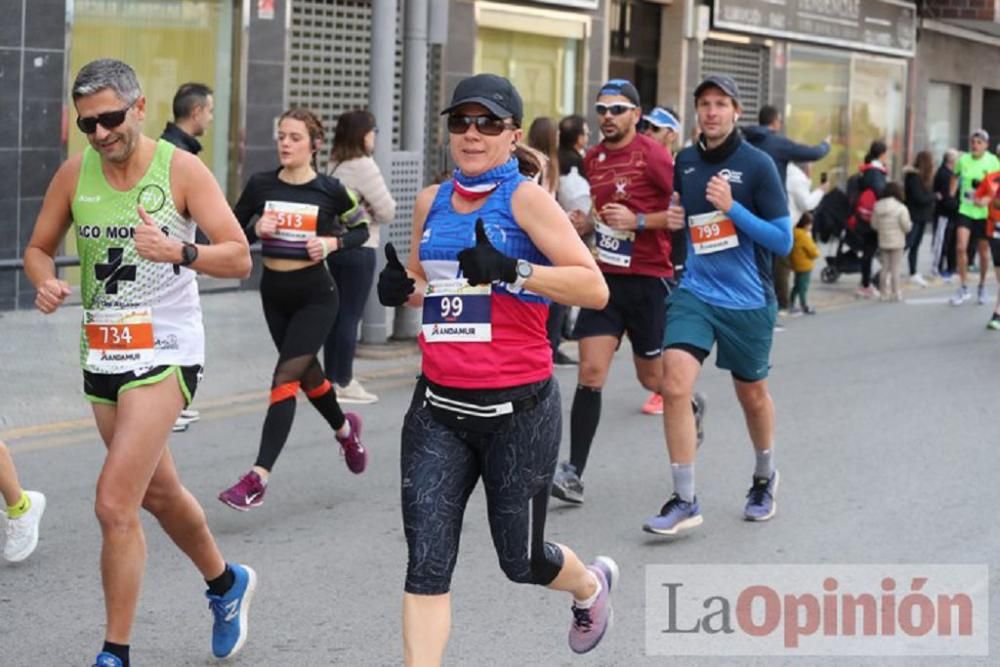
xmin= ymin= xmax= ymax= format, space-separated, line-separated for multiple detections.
xmin=551 ymin=461 xmax=584 ymax=505
xmin=692 ymin=392 xmax=707 ymax=449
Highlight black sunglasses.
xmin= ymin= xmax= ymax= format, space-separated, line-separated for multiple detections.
xmin=76 ymin=101 xmax=135 ymax=134
xmin=447 ymin=114 xmax=513 ymax=137
xmin=595 ymin=102 xmax=637 ymax=117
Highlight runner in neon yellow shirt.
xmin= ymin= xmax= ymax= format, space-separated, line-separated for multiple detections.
xmin=948 ymin=129 xmax=1000 ymax=305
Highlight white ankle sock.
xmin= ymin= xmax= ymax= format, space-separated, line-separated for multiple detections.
xmin=573 ymin=572 xmax=602 ymax=609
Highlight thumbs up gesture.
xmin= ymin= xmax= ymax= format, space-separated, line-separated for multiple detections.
xmin=134 ymin=205 xmax=180 ymax=263
xmin=666 ymin=192 xmax=686 ymax=231
xmin=458 ymin=219 xmax=518 ymax=286
xmin=377 ymin=242 xmax=416 ymax=306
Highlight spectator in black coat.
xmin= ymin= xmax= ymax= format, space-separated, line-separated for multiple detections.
xmin=932 ymin=149 xmax=959 ymax=277
xmin=903 ymin=150 xmax=936 ymax=285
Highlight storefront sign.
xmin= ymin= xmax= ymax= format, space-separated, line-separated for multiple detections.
xmin=713 ymin=0 xmax=917 ymax=57
xmin=530 ymin=0 xmax=600 ymax=10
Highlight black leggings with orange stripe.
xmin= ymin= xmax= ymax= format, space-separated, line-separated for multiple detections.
xmin=254 ymin=263 xmax=346 ymax=472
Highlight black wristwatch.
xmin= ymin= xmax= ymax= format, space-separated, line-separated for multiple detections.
xmin=179 ymin=242 xmax=199 ymax=267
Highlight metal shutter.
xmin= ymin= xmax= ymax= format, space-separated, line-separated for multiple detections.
xmin=288 ymin=0 xmax=434 ymax=257
xmin=701 ymin=40 xmax=770 ymax=125
xmin=287 ymin=0 xmax=403 ymax=150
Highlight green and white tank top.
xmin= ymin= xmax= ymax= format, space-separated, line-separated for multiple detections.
xmin=71 ymin=139 xmax=204 ymax=374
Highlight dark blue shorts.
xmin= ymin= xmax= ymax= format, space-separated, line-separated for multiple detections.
xmin=663 ymin=288 xmax=775 ymax=382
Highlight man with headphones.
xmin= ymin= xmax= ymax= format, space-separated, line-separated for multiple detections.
xmin=643 ymin=75 xmax=792 ymax=536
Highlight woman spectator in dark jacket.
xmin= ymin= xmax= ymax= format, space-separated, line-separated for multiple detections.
xmin=855 ymin=140 xmax=888 ymax=298
xmin=903 ymin=150 xmax=935 ymax=286
xmin=932 ymin=149 xmax=959 ymax=277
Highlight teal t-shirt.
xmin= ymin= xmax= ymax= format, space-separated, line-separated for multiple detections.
xmin=956 ymin=152 xmax=1000 ymax=220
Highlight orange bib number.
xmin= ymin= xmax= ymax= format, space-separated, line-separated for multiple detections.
xmin=266 ymin=201 xmax=319 ymax=242
xmin=689 ymin=211 xmax=739 ymax=255
xmin=85 ymin=308 xmax=155 ymax=369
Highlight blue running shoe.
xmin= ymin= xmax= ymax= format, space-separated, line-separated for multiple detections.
xmin=206 ymin=563 xmax=257 ymax=659
xmin=642 ymin=494 xmax=703 ymax=535
xmin=744 ymin=470 xmax=779 ymax=521
xmin=92 ymin=653 xmax=122 ymax=667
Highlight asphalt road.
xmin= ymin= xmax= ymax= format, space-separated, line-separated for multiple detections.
xmin=2 ymin=284 xmax=999 ymax=666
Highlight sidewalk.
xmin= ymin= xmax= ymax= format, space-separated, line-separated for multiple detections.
xmin=0 ymin=290 xmax=419 ymax=434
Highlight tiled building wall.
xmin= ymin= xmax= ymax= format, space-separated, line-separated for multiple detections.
xmin=0 ymin=0 xmax=66 ymax=309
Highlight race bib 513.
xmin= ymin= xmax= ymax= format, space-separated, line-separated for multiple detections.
xmin=265 ymin=201 xmax=319 ymax=242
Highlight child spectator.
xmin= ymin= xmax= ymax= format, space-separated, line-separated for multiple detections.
xmin=788 ymin=213 xmax=820 ymax=315
xmin=871 ymin=181 xmax=912 ymax=301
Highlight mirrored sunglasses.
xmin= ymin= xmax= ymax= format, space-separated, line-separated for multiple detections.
xmin=595 ymin=102 xmax=637 ymax=117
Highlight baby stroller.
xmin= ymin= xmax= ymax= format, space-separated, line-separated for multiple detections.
xmin=813 ymin=188 xmax=879 ymax=284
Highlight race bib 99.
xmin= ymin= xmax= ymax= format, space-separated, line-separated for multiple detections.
xmin=422 ymin=279 xmax=492 ymax=343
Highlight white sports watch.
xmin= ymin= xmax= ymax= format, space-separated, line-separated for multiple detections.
xmin=512 ymin=259 xmax=533 ymax=290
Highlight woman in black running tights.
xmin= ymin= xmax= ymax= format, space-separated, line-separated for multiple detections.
xmin=377 ymin=74 xmax=618 ymax=665
xmin=218 ymin=108 xmax=371 ymax=511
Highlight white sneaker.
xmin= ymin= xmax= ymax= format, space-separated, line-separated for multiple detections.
xmin=950 ymin=286 xmax=970 ymax=306
xmin=335 ymin=379 xmax=378 ymax=404
xmin=909 ymin=274 xmax=928 ymax=288
xmin=977 ymin=285 xmax=988 ymax=305
xmin=3 ymin=491 xmax=46 ymax=562
xmin=179 ymin=408 xmax=200 ymax=422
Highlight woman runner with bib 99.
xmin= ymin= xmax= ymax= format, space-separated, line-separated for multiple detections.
xmin=218 ymin=108 xmax=371 ymax=511
xmin=376 ymin=74 xmax=617 ymax=665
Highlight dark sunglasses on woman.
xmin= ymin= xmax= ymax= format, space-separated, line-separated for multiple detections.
xmin=447 ymin=114 xmax=513 ymax=137
xmin=76 ymin=101 xmax=135 ymax=134
xmin=595 ymin=102 xmax=636 ymax=117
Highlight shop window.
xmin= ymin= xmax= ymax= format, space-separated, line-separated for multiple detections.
xmin=477 ymin=28 xmax=583 ymax=126
xmin=849 ymin=56 xmax=906 ymax=179
xmin=68 ymin=1 xmax=235 ymax=185
xmin=787 ymin=47 xmax=906 ymax=187
xmin=926 ymin=81 xmax=969 ymax=162
xmin=786 ymin=46 xmax=850 ymax=189
xmin=610 ymin=0 xmax=633 ymax=56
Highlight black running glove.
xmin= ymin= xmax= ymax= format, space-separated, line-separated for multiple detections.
xmin=377 ymin=243 xmax=415 ymax=306
xmin=458 ymin=219 xmax=518 ymax=286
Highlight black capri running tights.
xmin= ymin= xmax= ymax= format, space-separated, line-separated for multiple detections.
xmin=401 ymin=378 xmax=565 ymax=595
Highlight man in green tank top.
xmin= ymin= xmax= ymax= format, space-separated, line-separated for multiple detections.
xmin=24 ymin=59 xmax=256 ymax=667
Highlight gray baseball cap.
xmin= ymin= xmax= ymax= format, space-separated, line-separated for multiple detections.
xmin=694 ymin=75 xmax=741 ymax=103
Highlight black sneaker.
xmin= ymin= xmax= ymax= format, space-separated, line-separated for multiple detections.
xmin=551 ymin=461 xmax=584 ymax=504
xmin=553 ymin=350 xmax=579 ymax=367
xmin=692 ymin=392 xmax=707 ymax=449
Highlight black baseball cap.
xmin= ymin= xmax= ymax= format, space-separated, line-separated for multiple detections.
xmin=597 ymin=78 xmax=640 ymax=106
xmin=441 ymin=74 xmax=523 ymax=126
xmin=694 ymin=75 xmax=741 ymax=103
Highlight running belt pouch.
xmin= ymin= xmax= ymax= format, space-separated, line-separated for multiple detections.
xmin=418 ymin=376 xmax=549 ymax=435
